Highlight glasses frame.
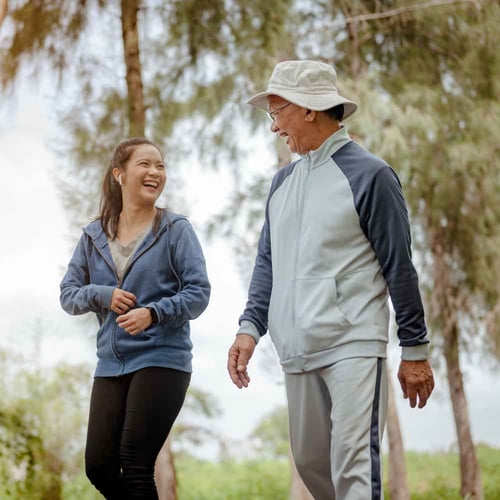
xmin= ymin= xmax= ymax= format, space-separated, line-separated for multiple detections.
xmin=267 ymin=102 xmax=291 ymax=123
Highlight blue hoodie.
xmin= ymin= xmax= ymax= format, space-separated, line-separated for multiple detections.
xmin=60 ymin=211 xmax=210 ymax=377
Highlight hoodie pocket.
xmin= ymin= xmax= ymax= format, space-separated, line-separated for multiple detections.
xmin=295 ymin=277 xmax=351 ymax=353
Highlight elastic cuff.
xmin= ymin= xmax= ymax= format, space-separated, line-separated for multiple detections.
xmin=144 ymin=303 xmax=161 ymax=323
xmin=401 ymin=344 xmax=429 ymax=361
xmin=101 ymin=286 xmax=116 ymax=309
xmin=237 ymin=320 xmax=261 ymax=345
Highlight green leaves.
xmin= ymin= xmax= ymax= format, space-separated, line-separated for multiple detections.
xmin=0 ymin=0 xmax=90 ymax=89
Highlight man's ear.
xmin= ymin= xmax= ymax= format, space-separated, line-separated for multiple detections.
xmin=304 ymin=109 xmax=316 ymax=122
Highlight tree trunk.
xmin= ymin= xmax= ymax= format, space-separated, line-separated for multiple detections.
xmin=120 ymin=0 xmax=145 ymax=137
xmin=337 ymin=0 xmax=364 ymax=79
xmin=155 ymin=436 xmax=177 ymax=500
xmin=432 ymin=232 xmax=483 ymax=499
xmin=444 ymin=325 xmax=483 ymax=499
xmin=0 ymin=0 xmax=7 ymax=30
xmin=120 ymin=2 xmax=174 ymax=496
xmin=44 ymin=450 xmax=64 ymax=500
xmin=386 ymin=372 xmax=410 ymax=500
xmin=289 ymin=450 xmax=314 ymax=500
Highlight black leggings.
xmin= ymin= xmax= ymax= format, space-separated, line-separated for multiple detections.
xmin=85 ymin=367 xmax=190 ymax=499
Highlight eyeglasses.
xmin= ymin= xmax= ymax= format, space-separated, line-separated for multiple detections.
xmin=267 ymin=102 xmax=291 ymax=123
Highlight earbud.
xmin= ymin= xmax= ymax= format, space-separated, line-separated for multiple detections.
xmin=118 ymin=175 xmax=122 ymax=186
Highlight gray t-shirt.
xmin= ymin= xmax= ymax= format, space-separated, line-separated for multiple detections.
xmin=108 ymin=226 xmax=151 ymax=281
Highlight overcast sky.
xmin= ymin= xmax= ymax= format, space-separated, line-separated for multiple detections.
xmin=0 ymin=81 xmax=499 ymax=461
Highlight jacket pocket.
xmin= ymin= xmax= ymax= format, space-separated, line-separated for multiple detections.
xmin=295 ymin=277 xmax=351 ymax=353
xmin=336 ymin=268 xmax=388 ymax=325
xmin=268 ymin=281 xmax=293 ymax=360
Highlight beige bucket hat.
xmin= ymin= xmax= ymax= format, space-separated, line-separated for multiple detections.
xmin=247 ymin=60 xmax=357 ymax=120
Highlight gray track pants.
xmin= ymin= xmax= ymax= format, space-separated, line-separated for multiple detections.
xmin=285 ymin=357 xmax=388 ymax=500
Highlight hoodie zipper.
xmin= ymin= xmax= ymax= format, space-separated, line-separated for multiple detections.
xmin=90 ymin=241 xmax=123 ymax=362
xmin=119 ymin=233 xmax=160 ymax=286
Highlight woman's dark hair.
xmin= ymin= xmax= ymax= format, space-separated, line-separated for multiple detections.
xmin=99 ymin=137 xmax=164 ymax=239
xmin=323 ymin=104 xmax=344 ymax=122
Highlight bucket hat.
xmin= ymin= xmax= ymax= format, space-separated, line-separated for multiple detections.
xmin=247 ymin=60 xmax=357 ymax=120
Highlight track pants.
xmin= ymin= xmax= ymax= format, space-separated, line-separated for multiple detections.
xmin=85 ymin=367 xmax=190 ymax=499
xmin=285 ymin=357 xmax=388 ymax=500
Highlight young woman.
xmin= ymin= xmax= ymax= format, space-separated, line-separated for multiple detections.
xmin=60 ymin=137 xmax=210 ymax=499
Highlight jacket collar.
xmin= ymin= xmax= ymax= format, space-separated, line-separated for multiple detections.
xmin=304 ymin=126 xmax=352 ymax=168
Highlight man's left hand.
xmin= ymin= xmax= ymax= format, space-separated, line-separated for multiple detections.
xmin=397 ymin=360 xmax=435 ymax=409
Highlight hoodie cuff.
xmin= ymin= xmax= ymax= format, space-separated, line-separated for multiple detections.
xmin=100 ymin=285 xmax=117 ymax=309
xmin=401 ymin=344 xmax=429 ymax=361
xmin=144 ymin=303 xmax=161 ymax=323
xmin=237 ymin=320 xmax=261 ymax=345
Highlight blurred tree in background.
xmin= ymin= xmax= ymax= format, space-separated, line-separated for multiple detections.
xmin=0 ymin=347 xmax=91 ymax=499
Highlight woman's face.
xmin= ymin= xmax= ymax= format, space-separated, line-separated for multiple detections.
xmin=116 ymin=144 xmax=166 ymax=207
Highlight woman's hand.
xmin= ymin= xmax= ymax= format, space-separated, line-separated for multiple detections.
xmin=116 ymin=307 xmax=153 ymax=335
xmin=110 ymin=288 xmax=137 ymax=314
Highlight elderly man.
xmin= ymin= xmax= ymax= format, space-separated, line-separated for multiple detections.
xmin=227 ymin=60 xmax=434 ymax=500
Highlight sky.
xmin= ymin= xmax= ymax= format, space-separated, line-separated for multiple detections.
xmin=0 ymin=80 xmax=499 ymax=462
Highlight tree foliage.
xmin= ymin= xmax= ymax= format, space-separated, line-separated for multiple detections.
xmin=250 ymin=405 xmax=289 ymax=459
xmin=0 ymin=349 xmax=91 ymax=499
xmin=171 ymin=386 xmax=223 ymax=457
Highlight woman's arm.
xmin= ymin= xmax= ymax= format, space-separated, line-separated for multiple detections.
xmin=60 ymin=235 xmax=116 ymax=315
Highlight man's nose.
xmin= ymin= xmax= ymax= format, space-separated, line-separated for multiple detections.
xmin=270 ymin=122 xmax=279 ymax=133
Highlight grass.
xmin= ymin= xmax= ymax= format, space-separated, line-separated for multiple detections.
xmin=176 ymin=445 xmax=500 ymax=500
xmin=5 ymin=444 xmax=493 ymax=498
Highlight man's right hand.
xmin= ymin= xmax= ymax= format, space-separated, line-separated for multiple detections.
xmin=227 ymin=334 xmax=256 ymax=389
xmin=110 ymin=288 xmax=137 ymax=315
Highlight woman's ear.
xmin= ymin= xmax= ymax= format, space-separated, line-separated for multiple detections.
xmin=112 ymin=168 xmax=122 ymax=185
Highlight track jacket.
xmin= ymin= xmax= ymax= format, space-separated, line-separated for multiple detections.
xmin=238 ymin=127 xmax=429 ymax=373
xmin=60 ymin=211 xmax=210 ymax=377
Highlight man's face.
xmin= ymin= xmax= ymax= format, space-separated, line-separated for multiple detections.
xmin=267 ymin=96 xmax=311 ymax=155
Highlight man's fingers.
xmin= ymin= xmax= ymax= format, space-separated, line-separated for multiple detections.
xmin=227 ymin=349 xmax=243 ymax=388
xmin=398 ymin=373 xmax=408 ymax=398
xmin=426 ymin=379 xmax=434 ymax=399
xmin=237 ymin=368 xmax=250 ymax=388
xmin=227 ymin=335 xmax=256 ymax=389
xmin=227 ymin=347 xmax=252 ymax=388
xmin=417 ymin=387 xmax=429 ymax=408
xmin=407 ymin=386 xmax=418 ymax=408
xmin=236 ymin=349 xmax=250 ymax=373
xmin=406 ymin=382 xmax=430 ymax=408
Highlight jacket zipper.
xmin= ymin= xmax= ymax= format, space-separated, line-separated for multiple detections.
xmin=90 ymin=241 xmax=124 ymax=362
xmin=293 ymin=156 xmax=311 ymax=359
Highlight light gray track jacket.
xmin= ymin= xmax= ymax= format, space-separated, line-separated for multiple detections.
xmin=238 ymin=127 xmax=429 ymax=373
